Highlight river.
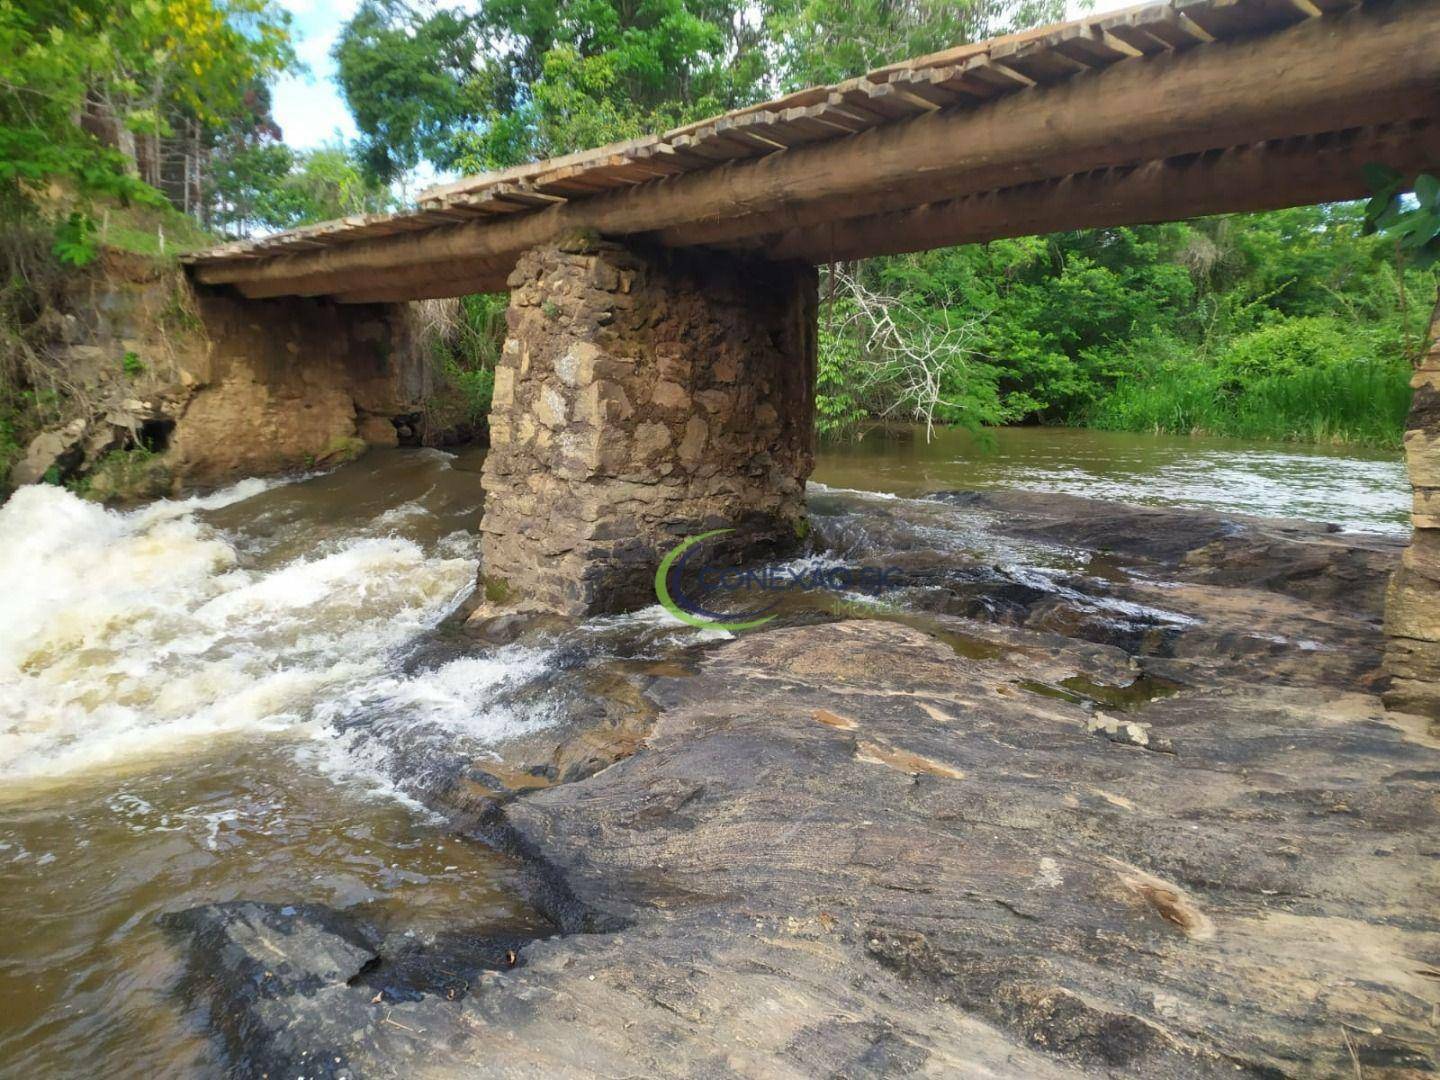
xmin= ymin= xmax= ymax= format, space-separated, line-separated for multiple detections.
xmin=0 ymin=428 xmax=1408 ymax=1074
xmin=813 ymin=425 xmax=1409 ymax=535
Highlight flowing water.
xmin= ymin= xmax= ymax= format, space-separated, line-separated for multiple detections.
xmin=0 ymin=428 xmax=1409 ymax=1075
xmin=814 ymin=425 xmax=1409 ymax=535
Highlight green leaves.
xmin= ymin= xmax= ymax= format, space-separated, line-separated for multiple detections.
xmin=52 ymin=212 xmax=98 ymax=266
xmin=1 ymin=0 xmax=295 ymax=230
xmin=1364 ymin=165 xmax=1440 ymax=269
xmin=337 ymin=0 xmax=777 ymax=176
xmin=206 ymin=141 xmax=392 ymax=236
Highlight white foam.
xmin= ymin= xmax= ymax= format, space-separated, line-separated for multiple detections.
xmin=0 ymin=484 xmax=488 ymax=788
xmin=808 ymin=481 xmax=900 ymax=500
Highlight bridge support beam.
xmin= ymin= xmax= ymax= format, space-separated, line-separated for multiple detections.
xmin=475 ymin=238 xmax=816 ymax=619
xmin=1385 ymin=295 xmax=1440 ymax=722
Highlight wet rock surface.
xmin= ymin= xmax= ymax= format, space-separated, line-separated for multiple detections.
xmin=162 ymin=491 xmax=1439 ymax=1078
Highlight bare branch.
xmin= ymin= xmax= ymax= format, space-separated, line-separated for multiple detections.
xmin=821 ymin=264 xmax=985 ymax=441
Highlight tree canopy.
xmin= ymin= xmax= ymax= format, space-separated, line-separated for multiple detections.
xmin=333 ymin=0 xmax=1066 ymax=178
xmin=0 ymin=0 xmax=296 ymax=222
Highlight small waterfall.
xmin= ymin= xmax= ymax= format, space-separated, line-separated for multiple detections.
xmin=0 ymin=463 xmax=544 ymax=790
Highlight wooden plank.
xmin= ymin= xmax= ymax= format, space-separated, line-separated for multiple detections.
xmin=672 ymin=131 xmax=757 ymax=163
xmin=634 ymin=140 xmax=715 ymax=171
xmin=993 ymin=38 xmax=1090 ymax=83
xmin=811 ymin=99 xmax=890 ymax=129
xmin=1100 ymin=12 xmax=1179 ymax=55
xmin=794 ymin=102 xmax=873 ymax=133
xmin=714 ymin=111 xmax=796 ymax=148
xmin=930 ymin=66 xmax=1003 ymax=102
xmin=1141 ymin=9 xmax=1216 ymax=48
xmin=886 ymin=69 xmax=967 ymax=107
xmin=1051 ymin=25 xmax=1144 ymax=67
xmin=486 ymin=184 xmax=567 ymax=208
xmin=959 ymin=55 xmax=1037 ymax=93
xmin=1177 ymin=0 xmax=1316 ymax=37
xmin=864 ymin=82 xmax=940 ymax=116
xmin=417 ymin=134 xmax=662 ymax=207
xmin=713 ymin=116 xmax=789 ymax=152
xmin=773 ymin=108 xmax=853 ymax=141
xmin=833 ymin=82 xmax=916 ymax=121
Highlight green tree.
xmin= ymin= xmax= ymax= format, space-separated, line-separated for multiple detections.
xmin=0 ymin=0 xmax=296 ymax=228
xmin=0 ymin=0 xmax=158 ymax=218
xmin=207 ymin=141 xmax=392 ymax=236
xmin=770 ymin=0 xmax=1064 ymax=87
xmin=336 ymin=0 xmax=774 ymax=179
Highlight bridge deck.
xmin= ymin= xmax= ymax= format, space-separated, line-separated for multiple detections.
xmin=186 ymin=0 xmax=1440 ymax=302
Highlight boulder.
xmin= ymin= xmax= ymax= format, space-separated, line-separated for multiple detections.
xmin=8 ymin=419 xmax=87 ymax=486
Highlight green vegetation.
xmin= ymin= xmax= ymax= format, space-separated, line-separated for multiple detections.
xmin=1 ymin=0 xmax=295 ymax=234
xmin=1365 ymin=167 xmax=1440 ymax=270
xmin=73 ymin=445 xmax=171 ymax=502
xmin=207 ymin=142 xmax=393 ymax=236
xmin=1086 ymin=345 xmax=1412 ymax=448
xmin=425 ymin=294 xmax=506 ymax=438
xmin=97 ymin=198 xmax=218 ymax=259
xmin=480 ymin=573 xmax=511 ymax=605
xmin=815 ymin=206 xmax=1435 ymax=448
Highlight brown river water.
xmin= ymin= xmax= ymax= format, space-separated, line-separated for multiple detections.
xmin=0 ymin=428 xmax=1408 ymax=1075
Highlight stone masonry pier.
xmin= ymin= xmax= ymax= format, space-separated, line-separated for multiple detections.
xmin=1385 ymin=298 xmax=1440 ymax=718
xmin=475 ymin=239 xmax=817 ymax=618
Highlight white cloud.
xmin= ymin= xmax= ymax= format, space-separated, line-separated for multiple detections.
xmin=272 ymin=0 xmax=359 ymax=149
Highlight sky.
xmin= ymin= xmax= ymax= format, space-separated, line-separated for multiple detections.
xmin=270 ymin=0 xmax=1135 ymax=152
xmin=271 ymin=0 xmax=361 ymax=150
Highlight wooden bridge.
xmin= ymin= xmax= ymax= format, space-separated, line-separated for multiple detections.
xmin=181 ymin=0 xmax=1440 ymax=717
xmin=186 ymin=0 xmax=1439 ymax=303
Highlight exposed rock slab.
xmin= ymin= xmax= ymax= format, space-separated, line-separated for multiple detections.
xmin=161 ymin=494 xmax=1440 ymax=1078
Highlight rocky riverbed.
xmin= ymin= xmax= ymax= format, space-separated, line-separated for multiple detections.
xmin=160 ymin=489 xmax=1439 ymax=1079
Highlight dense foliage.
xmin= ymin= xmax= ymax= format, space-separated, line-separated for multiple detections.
xmin=334 ymin=0 xmax=1063 ymax=175
xmin=0 ymin=0 xmax=296 ymax=228
xmin=424 ymin=293 xmax=507 ymax=441
xmin=817 ymin=205 xmax=1435 ymax=447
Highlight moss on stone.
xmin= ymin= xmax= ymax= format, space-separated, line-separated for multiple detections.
xmin=315 ymin=435 xmax=367 ymax=468
xmin=481 ymin=574 xmax=512 ymax=605
xmin=78 ymin=447 xmax=172 ymax=502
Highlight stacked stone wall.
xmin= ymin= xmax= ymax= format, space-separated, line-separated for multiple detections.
xmin=478 ymin=238 xmax=818 ymax=617
xmin=171 ymin=292 xmax=428 ymax=485
xmin=1385 ymin=295 xmax=1440 ymax=720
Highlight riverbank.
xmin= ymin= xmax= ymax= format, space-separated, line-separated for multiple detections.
xmin=157 ymin=487 xmax=1438 ymax=1078
xmin=1079 ymin=352 xmax=1413 ymax=449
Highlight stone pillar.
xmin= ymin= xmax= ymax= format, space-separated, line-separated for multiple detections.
xmin=475 ymin=237 xmax=818 ymax=618
xmin=1385 ymin=294 xmax=1440 ymax=720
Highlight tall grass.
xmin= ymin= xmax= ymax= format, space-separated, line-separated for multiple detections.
xmin=424 ymin=293 xmax=506 ymax=438
xmin=1085 ymin=358 xmax=1412 ymax=449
